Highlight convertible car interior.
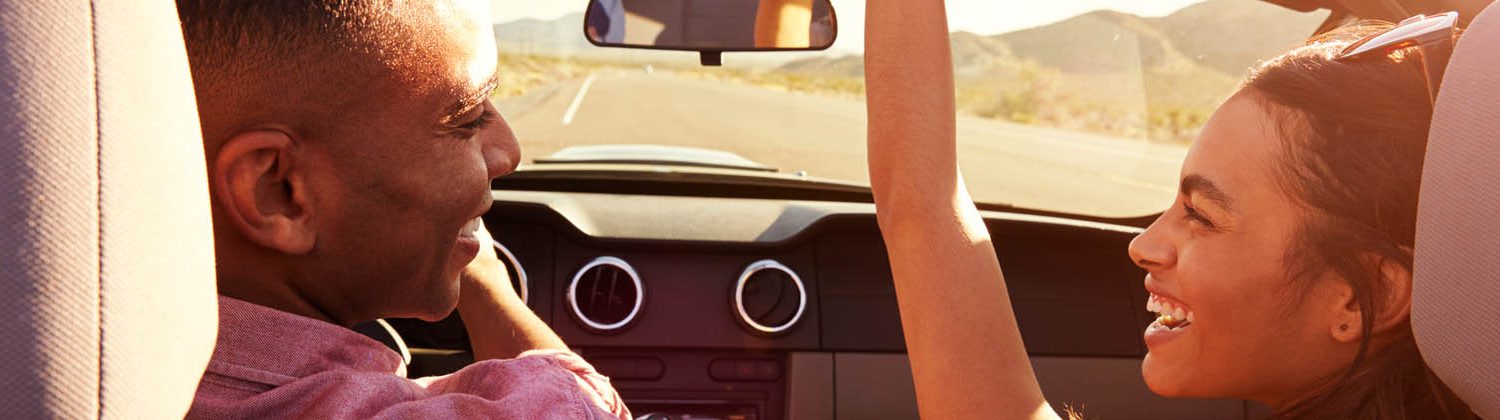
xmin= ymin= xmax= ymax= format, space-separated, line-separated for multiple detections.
xmin=1 ymin=0 xmax=1497 ymax=419
xmin=388 ymin=178 xmax=1231 ymax=418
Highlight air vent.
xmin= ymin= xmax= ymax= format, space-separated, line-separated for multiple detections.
xmin=567 ymin=256 xmax=644 ymax=333
xmin=493 ymin=241 xmax=529 ymax=304
xmin=733 ymin=260 xmax=807 ymax=335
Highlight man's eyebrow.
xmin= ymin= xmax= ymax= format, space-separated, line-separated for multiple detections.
xmin=1180 ymin=174 xmax=1236 ymax=212
xmin=440 ymin=71 xmax=502 ymax=124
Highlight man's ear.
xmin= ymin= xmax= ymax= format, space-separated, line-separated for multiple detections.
xmin=210 ymin=130 xmax=316 ymax=254
xmin=1327 ymin=256 xmax=1414 ymax=343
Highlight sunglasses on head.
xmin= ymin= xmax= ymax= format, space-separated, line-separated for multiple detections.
xmin=1335 ymin=11 xmax=1460 ymax=104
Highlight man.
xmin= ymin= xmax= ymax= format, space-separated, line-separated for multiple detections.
xmin=176 ymin=0 xmax=630 ymax=418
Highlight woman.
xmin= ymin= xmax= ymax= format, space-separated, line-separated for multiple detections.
xmin=863 ymin=1 xmax=1476 ymax=418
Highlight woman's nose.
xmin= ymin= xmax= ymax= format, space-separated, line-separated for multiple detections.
xmin=1128 ymin=213 xmax=1177 ymax=271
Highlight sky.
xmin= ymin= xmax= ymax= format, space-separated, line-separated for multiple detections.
xmin=491 ymin=0 xmax=1210 ymax=52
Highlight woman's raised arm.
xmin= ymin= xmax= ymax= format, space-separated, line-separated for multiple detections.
xmin=864 ymin=1 xmax=1057 ymax=418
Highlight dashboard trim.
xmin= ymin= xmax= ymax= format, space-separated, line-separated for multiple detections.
xmin=733 ymin=259 xmax=808 ymax=335
xmin=493 ymin=240 xmax=530 ymax=304
xmin=566 ymin=256 xmax=646 ymax=332
xmin=491 ymin=190 xmax=1143 ymax=247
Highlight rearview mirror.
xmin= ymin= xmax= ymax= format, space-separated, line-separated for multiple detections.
xmin=584 ymin=0 xmax=837 ymax=65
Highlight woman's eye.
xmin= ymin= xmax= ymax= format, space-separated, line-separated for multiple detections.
xmin=1182 ymin=204 xmax=1216 ymax=229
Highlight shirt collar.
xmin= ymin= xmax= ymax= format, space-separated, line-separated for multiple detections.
xmin=210 ymin=295 xmax=406 ymax=382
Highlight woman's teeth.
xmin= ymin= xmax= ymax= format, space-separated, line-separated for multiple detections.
xmin=1147 ymin=293 xmax=1194 ymax=329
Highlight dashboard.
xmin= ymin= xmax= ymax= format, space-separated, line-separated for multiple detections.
xmin=384 ymin=189 xmax=1267 ymax=419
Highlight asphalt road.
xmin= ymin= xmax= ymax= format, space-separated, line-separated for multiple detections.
xmin=498 ymin=71 xmax=1189 ymax=217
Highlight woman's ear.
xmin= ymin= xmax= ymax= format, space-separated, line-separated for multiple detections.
xmin=1328 ymin=280 xmax=1364 ymax=344
xmin=210 ymin=130 xmax=317 ymax=255
xmin=1327 ymin=256 xmax=1414 ymax=343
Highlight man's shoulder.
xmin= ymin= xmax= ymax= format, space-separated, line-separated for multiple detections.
xmin=190 ymin=365 xmax=422 ymax=419
xmin=211 ymin=295 xmax=407 ymax=379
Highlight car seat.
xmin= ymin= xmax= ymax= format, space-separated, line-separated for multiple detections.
xmin=1412 ymin=2 xmax=1500 ymax=418
xmin=0 ymin=0 xmax=218 ymax=417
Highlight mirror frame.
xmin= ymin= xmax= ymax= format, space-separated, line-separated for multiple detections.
xmin=580 ymin=0 xmax=840 ymax=54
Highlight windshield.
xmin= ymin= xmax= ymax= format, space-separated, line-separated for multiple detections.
xmin=491 ymin=0 xmax=1327 ymax=218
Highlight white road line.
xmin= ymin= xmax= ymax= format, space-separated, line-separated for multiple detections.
xmin=561 ymin=74 xmax=597 ymax=125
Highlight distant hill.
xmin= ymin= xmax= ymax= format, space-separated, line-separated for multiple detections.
xmin=949 ymin=31 xmax=1019 ymax=76
xmin=986 ymin=7 xmax=1240 ymax=110
xmin=1153 ymin=0 xmax=1329 ymax=75
xmin=992 ymin=0 xmax=1325 ymax=76
xmin=492 ymin=0 xmax=1329 ymax=143
xmin=769 ymin=0 xmax=1327 ymax=142
xmin=776 ymin=54 xmax=864 ymax=77
xmin=783 ymin=0 xmax=1323 ymax=80
xmin=995 ymin=10 xmax=1189 ymax=74
xmin=494 ymin=12 xmax=595 ymax=55
xmin=494 ymin=0 xmax=1327 ymax=79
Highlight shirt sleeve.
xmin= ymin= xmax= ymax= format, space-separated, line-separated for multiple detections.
xmin=390 ymin=349 xmax=632 ymax=420
xmin=191 ymin=349 xmax=632 ymax=420
xmin=516 ymin=349 xmax=632 ymax=420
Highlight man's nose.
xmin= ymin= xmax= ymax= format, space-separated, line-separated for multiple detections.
xmin=479 ymin=102 xmax=521 ymax=180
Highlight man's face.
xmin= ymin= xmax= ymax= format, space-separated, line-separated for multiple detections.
xmin=300 ymin=0 xmax=518 ymax=323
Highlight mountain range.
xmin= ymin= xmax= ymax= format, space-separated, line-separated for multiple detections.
xmin=494 ymin=12 xmax=594 ymax=55
xmin=787 ymin=0 xmax=1324 ymax=74
xmin=781 ymin=0 xmax=1327 ymax=107
xmin=492 ymin=0 xmax=1329 ymax=141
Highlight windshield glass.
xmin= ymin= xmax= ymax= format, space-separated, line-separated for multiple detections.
xmin=491 ymin=0 xmax=1328 ymax=218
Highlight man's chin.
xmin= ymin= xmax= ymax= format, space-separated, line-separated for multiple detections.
xmin=411 ymin=276 xmax=462 ymax=322
xmin=412 ymin=299 xmax=459 ymax=322
xmin=413 ymin=308 xmax=453 ymax=322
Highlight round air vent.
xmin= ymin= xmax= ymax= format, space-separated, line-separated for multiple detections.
xmin=733 ymin=259 xmax=807 ymax=335
xmin=493 ymin=240 xmax=528 ymax=304
xmin=567 ymin=256 xmax=644 ymax=333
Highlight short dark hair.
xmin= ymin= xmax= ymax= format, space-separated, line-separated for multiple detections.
xmin=176 ymin=0 xmax=412 ymax=70
xmin=175 ymin=0 xmax=431 ymax=145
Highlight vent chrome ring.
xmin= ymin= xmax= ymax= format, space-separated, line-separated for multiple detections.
xmin=733 ymin=259 xmax=808 ymax=335
xmin=566 ymin=256 xmax=645 ymax=332
xmin=492 ymin=240 xmax=529 ymax=304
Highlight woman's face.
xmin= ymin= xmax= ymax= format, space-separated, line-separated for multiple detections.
xmin=1128 ymin=94 xmax=1359 ymax=407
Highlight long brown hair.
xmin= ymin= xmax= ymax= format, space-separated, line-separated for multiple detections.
xmin=1242 ymin=24 xmax=1475 ymax=419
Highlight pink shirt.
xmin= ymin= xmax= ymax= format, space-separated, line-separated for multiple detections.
xmin=189 ymin=296 xmax=632 ymax=419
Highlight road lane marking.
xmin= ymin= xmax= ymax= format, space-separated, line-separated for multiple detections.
xmin=561 ymin=74 xmax=597 ymax=125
